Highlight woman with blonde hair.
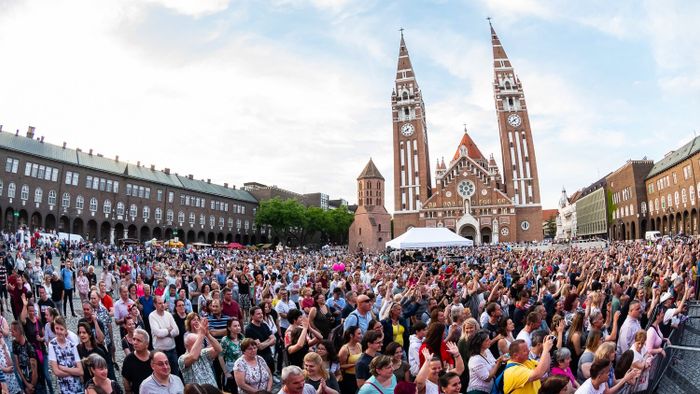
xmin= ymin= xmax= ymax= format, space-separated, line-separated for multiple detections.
xmin=578 ymin=329 xmax=603 ymax=380
xmin=304 ymin=352 xmax=340 ymax=393
xmin=593 ymin=342 xmax=617 ymax=388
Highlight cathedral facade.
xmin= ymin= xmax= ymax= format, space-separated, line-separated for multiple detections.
xmin=391 ymin=24 xmax=543 ymax=244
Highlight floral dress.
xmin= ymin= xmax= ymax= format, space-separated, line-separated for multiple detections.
xmin=47 ymin=338 xmax=84 ymax=394
xmin=233 ymin=355 xmax=270 ymax=394
xmin=0 ymin=339 xmax=21 ymax=394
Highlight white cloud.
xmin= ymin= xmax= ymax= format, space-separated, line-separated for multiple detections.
xmin=144 ymin=0 xmax=230 ymax=17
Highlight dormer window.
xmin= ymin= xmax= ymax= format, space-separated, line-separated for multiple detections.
xmin=402 ymin=91 xmax=409 ymax=100
xmin=504 ymin=81 xmax=511 ymax=89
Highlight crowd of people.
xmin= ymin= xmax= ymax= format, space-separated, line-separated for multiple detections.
xmin=0 ymin=227 xmax=695 ymax=394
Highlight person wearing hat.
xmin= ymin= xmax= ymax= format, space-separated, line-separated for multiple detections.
xmin=343 ymin=294 xmax=373 ymax=335
xmin=662 ymin=287 xmax=691 ymax=330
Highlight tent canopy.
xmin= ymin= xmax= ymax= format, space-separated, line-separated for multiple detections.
xmin=386 ymin=227 xmax=473 ymax=249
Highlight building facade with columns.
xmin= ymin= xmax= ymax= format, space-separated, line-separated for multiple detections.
xmin=646 ymin=136 xmax=700 ymax=235
xmin=391 ymin=24 xmax=543 ymax=244
xmin=0 ymin=126 xmax=260 ymax=244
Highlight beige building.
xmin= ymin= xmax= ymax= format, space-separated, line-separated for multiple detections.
xmin=576 ymin=186 xmax=608 ymax=238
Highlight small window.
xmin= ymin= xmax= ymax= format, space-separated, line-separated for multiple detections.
xmin=167 ymin=209 xmax=174 ymax=222
xmin=143 ymin=206 xmax=150 ymax=219
xmin=20 ymin=185 xmax=29 ymax=201
xmin=76 ymin=195 xmax=85 ymax=210
xmin=48 ymin=190 xmax=56 ymax=205
xmin=178 ymin=211 xmax=185 ymax=223
xmin=155 ymin=208 xmax=162 ymax=221
xmin=89 ymin=198 xmax=98 ymax=212
xmin=129 ymin=204 xmax=137 ymax=217
xmin=103 ymin=200 xmax=112 ymax=214
xmin=7 ymin=183 xmax=15 ymax=199
xmin=62 ymin=192 xmax=71 ymax=208
xmin=34 ymin=187 xmax=43 ymax=203
xmin=116 ymin=202 xmax=125 ymax=216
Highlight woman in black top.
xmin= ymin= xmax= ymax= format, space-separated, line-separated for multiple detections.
xmin=173 ymin=298 xmax=188 ymax=355
xmin=309 ymin=292 xmax=335 ymax=339
xmin=77 ymin=322 xmax=115 ymax=382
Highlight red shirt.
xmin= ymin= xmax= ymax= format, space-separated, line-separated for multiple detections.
xmin=418 ymin=341 xmax=454 ymax=368
xmin=222 ymin=299 xmax=243 ymax=321
xmin=101 ymin=294 xmax=114 ymax=310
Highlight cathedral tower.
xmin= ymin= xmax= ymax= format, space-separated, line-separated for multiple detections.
xmin=491 ymin=22 xmax=542 ymax=241
xmin=392 ymin=32 xmax=432 ymax=235
xmin=349 ymin=159 xmax=391 ymax=253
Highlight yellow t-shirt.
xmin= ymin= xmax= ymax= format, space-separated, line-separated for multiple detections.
xmin=504 ymin=360 xmax=540 ymax=394
xmin=392 ymin=323 xmax=405 ymax=346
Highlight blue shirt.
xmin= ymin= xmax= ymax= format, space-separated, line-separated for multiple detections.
xmin=61 ymin=267 xmax=73 ymax=289
xmin=326 ymin=297 xmax=346 ymax=310
xmin=343 ymin=310 xmax=371 ymax=334
xmin=140 ymin=295 xmax=155 ymax=318
xmin=357 ymin=375 xmax=396 ymax=394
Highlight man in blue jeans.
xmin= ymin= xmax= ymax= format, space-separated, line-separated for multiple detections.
xmin=60 ymin=260 xmax=76 ymax=317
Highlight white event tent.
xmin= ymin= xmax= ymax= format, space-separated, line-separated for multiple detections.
xmin=386 ymin=227 xmax=473 ymax=249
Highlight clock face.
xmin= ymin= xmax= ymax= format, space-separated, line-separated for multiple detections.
xmin=481 ymin=189 xmax=488 ymax=196
xmin=445 ymin=191 xmax=452 ymax=198
xmin=400 ymin=123 xmax=415 ymax=137
xmin=501 ymin=227 xmax=509 ymax=236
xmin=458 ymin=180 xmax=475 ymax=198
xmin=507 ymin=114 xmax=522 ymax=127
xmin=521 ymin=220 xmax=530 ymax=231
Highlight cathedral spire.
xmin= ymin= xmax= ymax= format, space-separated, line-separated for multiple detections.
xmin=396 ymin=30 xmax=416 ymax=83
xmin=490 ymin=21 xmax=513 ymax=70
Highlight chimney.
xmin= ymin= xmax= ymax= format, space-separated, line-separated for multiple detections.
xmin=15 ymin=129 xmax=19 ymax=136
xmin=115 ymin=155 xmax=119 ymax=162
xmin=26 ymin=126 xmax=35 ymax=139
xmin=137 ymin=161 xmax=141 ymax=167
xmin=76 ymin=148 xmax=82 ymax=153
xmin=164 ymin=168 xmax=170 ymax=175
xmin=232 ymin=185 xmax=236 ymax=189
xmin=188 ymin=174 xmax=193 ymax=180
xmin=62 ymin=142 xmax=67 ymax=149
xmin=40 ymin=136 xmax=44 ymax=143
xmin=207 ymin=179 xmax=211 ymax=184
xmin=97 ymin=153 xmax=103 ymax=157
xmin=150 ymin=164 xmax=155 ymax=170
xmin=0 ymin=125 xmax=3 ymax=132
xmin=224 ymin=183 xmax=228 ymax=188
xmin=89 ymin=149 xmax=93 ymax=155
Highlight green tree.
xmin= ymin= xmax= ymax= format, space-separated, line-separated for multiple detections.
xmin=324 ymin=206 xmax=354 ymax=244
xmin=255 ymin=198 xmax=354 ymax=246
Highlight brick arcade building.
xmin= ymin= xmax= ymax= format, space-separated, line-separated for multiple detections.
xmin=391 ymin=24 xmax=543 ymax=244
xmin=0 ymin=126 xmax=262 ymax=245
xmin=645 ymin=136 xmax=700 ymax=236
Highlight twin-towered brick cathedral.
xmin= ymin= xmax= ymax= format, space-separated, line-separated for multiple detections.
xmin=350 ymin=23 xmax=543 ymax=252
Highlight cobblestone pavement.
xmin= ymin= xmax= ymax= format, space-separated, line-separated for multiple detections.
xmin=653 ymin=305 xmax=700 ymax=393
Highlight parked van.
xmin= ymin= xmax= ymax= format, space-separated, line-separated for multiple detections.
xmin=57 ymin=232 xmax=85 ymax=243
xmin=645 ymin=231 xmax=662 ymax=241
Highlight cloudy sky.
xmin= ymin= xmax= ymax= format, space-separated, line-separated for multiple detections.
xmin=0 ymin=0 xmax=698 ymax=211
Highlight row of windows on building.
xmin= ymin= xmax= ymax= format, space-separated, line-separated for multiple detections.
xmin=4 ymin=157 xmax=248 ymax=213
xmin=0 ymin=180 xmax=252 ymax=229
xmin=648 ymin=184 xmax=700 ymax=214
xmin=649 ymin=166 xmax=694 ymax=194
xmin=612 ymin=187 xmax=632 ymax=205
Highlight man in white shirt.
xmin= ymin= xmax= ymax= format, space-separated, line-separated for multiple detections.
xmin=515 ymin=311 xmax=541 ymax=349
xmin=149 ymin=295 xmax=180 ymax=376
xmin=275 ymin=289 xmax=297 ymax=335
xmin=617 ymin=300 xmax=642 ymax=357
